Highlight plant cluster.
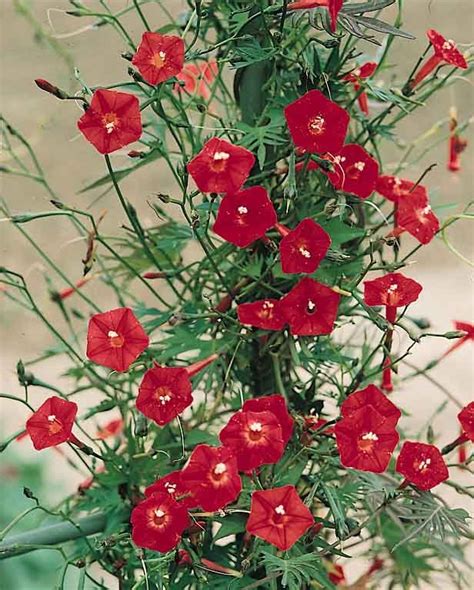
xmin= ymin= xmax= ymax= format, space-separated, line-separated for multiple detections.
xmin=0 ymin=1 xmax=473 ymax=589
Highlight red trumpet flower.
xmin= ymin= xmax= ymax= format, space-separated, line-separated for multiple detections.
xmin=375 ymin=175 xmax=426 ymax=203
xmin=246 ymin=485 xmax=314 ymax=551
xmin=213 ymin=186 xmax=277 ymax=248
xmin=53 ymin=275 xmax=94 ymax=301
xmin=364 ymin=272 xmax=422 ymax=392
xmin=364 ymin=272 xmax=423 ymax=323
xmin=458 ymin=402 xmax=474 ymax=442
xmin=276 ymin=218 xmax=331 ymax=274
xmin=145 ymin=470 xmax=198 ymax=508
xmin=335 ymin=406 xmax=399 ymax=472
xmin=187 ymin=138 xmax=255 ymax=194
xmin=396 ymin=441 xmax=449 ymax=490
xmin=132 ymin=32 xmax=184 ymax=86
xmin=442 ymin=321 xmax=474 ymax=358
xmin=242 ymin=394 xmax=294 ymax=445
xmin=180 ymin=444 xmax=242 ymax=511
xmin=287 ymin=1 xmax=343 ymax=32
xmin=136 ymin=354 xmax=218 ymax=426
xmin=343 ymin=62 xmax=377 ymax=115
xmin=323 ymin=144 xmax=379 ymax=199
xmin=86 ymin=307 xmax=149 ymax=373
xmin=130 ymin=492 xmax=190 ymax=553
xmin=219 ymin=410 xmax=285 ymax=472
xmin=175 ymin=60 xmax=218 ymax=100
xmin=284 ymin=90 xmax=349 ymax=155
xmin=237 ymin=299 xmax=286 ymax=331
xmin=411 ymin=29 xmax=467 ymax=90
xmin=26 ymin=396 xmax=78 ymax=451
xmin=279 ymin=277 xmax=340 ymax=336
xmin=77 ymin=89 xmax=142 ymax=154
xmin=96 ymin=418 xmax=123 ymax=440
xmin=394 ymin=189 xmax=440 ymax=245
xmin=341 ymin=384 xmax=401 ymax=428
xmin=448 ymin=107 xmax=468 ymax=172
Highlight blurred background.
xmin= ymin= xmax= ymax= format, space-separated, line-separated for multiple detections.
xmin=0 ymin=1 xmax=473 ymax=588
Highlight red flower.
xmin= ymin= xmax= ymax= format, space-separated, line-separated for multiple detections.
xmin=375 ymin=175 xmax=427 ymax=203
xmin=323 ymin=144 xmax=379 ymax=199
xmin=131 ymin=492 xmax=190 ymax=553
xmin=86 ymin=307 xmax=149 ymax=373
xmin=132 ymin=32 xmax=184 ymax=85
xmin=335 ymin=406 xmax=399 ymax=472
xmin=276 ymin=218 xmax=331 ymax=274
xmin=458 ymin=402 xmax=474 ymax=442
xmin=26 ymin=396 xmax=78 ymax=451
xmin=287 ymin=1 xmax=343 ymax=32
xmin=213 ymin=186 xmax=277 ymax=248
xmin=411 ymin=30 xmax=467 ymax=89
xmin=395 ymin=190 xmax=440 ymax=245
xmin=53 ymin=275 xmax=94 ymax=301
xmin=328 ymin=563 xmax=346 ymax=585
xmin=175 ymin=60 xmax=218 ymax=99
xmin=343 ymin=62 xmax=377 ymax=115
xmin=396 ymin=441 xmax=449 ymax=490
xmin=443 ymin=320 xmax=474 ymax=357
xmin=246 ymin=485 xmax=314 ymax=551
xmin=136 ymin=354 xmax=217 ymax=426
xmin=237 ymin=299 xmax=286 ymax=331
xmin=219 ymin=410 xmax=285 ymax=472
xmin=97 ymin=418 xmax=124 ymax=440
xmin=448 ymin=107 xmax=468 ymax=172
xmin=364 ymin=272 xmax=422 ymax=311
xmin=284 ymin=90 xmax=349 ymax=155
xmin=242 ymin=394 xmax=294 ymax=445
xmin=145 ymin=470 xmax=198 ymax=508
xmin=187 ymin=138 xmax=255 ymax=194
xmin=341 ymin=385 xmax=401 ymax=428
xmin=304 ymin=416 xmax=335 ymax=435
xmin=77 ymin=89 xmax=142 ymax=154
xmin=180 ymin=445 xmax=242 ymax=511
xmin=279 ymin=277 xmax=340 ymax=336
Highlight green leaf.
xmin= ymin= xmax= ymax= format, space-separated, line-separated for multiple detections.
xmin=213 ymin=514 xmax=247 ymax=544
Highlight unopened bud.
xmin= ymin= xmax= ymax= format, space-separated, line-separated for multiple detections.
xmin=128 ymin=150 xmax=145 ymax=158
xmin=34 ymin=79 xmax=69 ymax=100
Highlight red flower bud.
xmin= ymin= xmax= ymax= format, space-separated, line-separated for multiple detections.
xmin=34 ymin=78 xmax=68 ymax=100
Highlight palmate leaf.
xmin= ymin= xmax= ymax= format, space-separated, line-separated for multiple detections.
xmin=230 ymin=36 xmax=279 ymax=70
xmin=261 ymin=551 xmax=333 ymax=590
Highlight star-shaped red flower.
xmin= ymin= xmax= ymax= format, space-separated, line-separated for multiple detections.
xmin=246 ymin=485 xmax=314 ymax=551
xmin=219 ymin=410 xmax=285 ymax=472
xmin=77 ymin=89 xmax=142 ymax=154
xmin=131 ymin=492 xmax=190 ymax=553
xmin=323 ymin=144 xmax=379 ymax=199
xmin=86 ymin=307 xmax=149 ymax=373
xmin=364 ymin=272 xmax=422 ymax=309
xmin=395 ymin=191 xmax=440 ymax=245
xmin=137 ymin=365 xmax=192 ymax=426
xmin=180 ymin=444 xmax=242 ymax=511
xmin=26 ymin=396 xmax=78 ymax=451
xmin=341 ymin=385 xmax=401 ymax=428
xmin=175 ymin=60 xmax=217 ymax=99
xmin=145 ymin=470 xmax=198 ymax=509
xmin=277 ymin=218 xmax=331 ymax=274
xmin=187 ymin=138 xmax=255 ymax=194
xmin=279 ymin=277 xmax=340 ymax=336
xmin=242 ymin=394 xmax=294 ymax=445
xmin=376 ymin=175 xmax=427 ymax=203
xmin=458 ymin=402 xmax=474 ymax=442
xmin=132 ymin=32 xmax=184 ymax=85
xmin=396 ymin=441 xmax=449 ymax=490
xmin=284 ymin=90 xmax=349 ymax=155
xmin=411 ymin=29 xmax=467 ymax=89
xmin=335 ymin=406 xmax=399 ymax=473
xmin=237 ymin=299 xmax=286 ymax=330
xmin=213 ymin=186 xmax=277 ymax=248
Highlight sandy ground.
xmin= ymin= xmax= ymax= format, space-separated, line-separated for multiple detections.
xmin=0 ymin=0 xmax=473 ymax=588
